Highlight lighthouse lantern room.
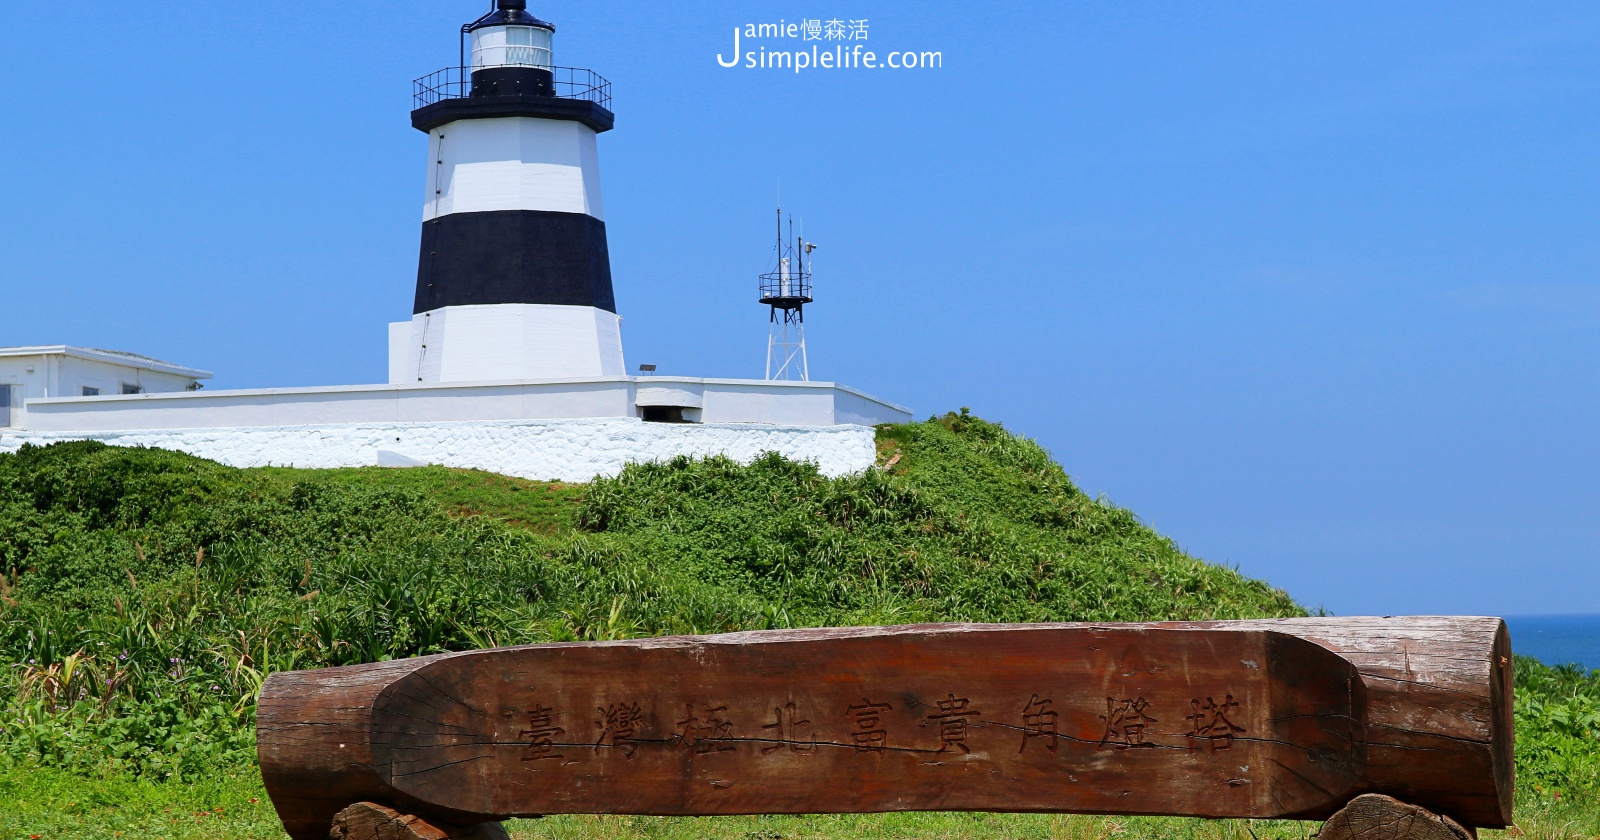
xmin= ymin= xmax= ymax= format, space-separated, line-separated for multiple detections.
xmin=389 ymin=1 xmax=622 ymax=385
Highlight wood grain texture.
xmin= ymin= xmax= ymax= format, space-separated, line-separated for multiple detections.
xmin=260 ymin=657 xmax=445 ymax=839
xmin=263 ymin=623 xmax=1364 ymax=838
xmin=1319 ymin=794 xmax=1476 ymax=840
xmin=329 ymin=802 xmax=450 ymax=840
xmin=372 ymin=626 xmax=1360 ymax=819
xmin=258 ymin=618 xmax=1513 ymax=840
xmin=1138 ymin=617 xmax=1514 ymax=827
xmin=327 ymin=802 xmax=511 ymax=840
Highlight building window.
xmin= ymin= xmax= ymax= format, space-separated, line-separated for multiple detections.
xmin=0 ymin=385 xmax=14 ymax=428
xmin=82 ymin=386 xmax=100 ymax=397
xmin=121 ymin=383 xmax=143 ymax=395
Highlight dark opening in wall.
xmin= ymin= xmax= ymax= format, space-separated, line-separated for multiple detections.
xmin=641 ymin=406 xmax=689 ymax=423
xmin=81 ymin=386 xmax=99 ymax=397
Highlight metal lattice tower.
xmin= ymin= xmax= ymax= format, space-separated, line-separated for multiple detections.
xmin=760 ymin=208 xmax=816 ymax=381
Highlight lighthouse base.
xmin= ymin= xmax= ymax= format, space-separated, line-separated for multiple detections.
xmin=389 ymin=304 xmax=624 ymax=384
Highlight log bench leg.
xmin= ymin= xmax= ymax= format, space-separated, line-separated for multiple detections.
xmin=328 ymin=802 xmax=511 ymax=840
xmin=1319 ymin=794 xmax=1479 ymax=840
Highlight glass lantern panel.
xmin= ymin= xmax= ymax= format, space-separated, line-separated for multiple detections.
xmin=473 ymin=26 xmax=553 ymax=70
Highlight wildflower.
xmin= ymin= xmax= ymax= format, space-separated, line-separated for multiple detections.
xmin=119 ymin=652 xmax=127 ymax=660
xmin=210 ymin=685 xmax=220 ymax=691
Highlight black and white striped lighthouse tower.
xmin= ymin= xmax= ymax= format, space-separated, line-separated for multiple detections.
xmin=389 ymin=1 xmax=622 ymax=383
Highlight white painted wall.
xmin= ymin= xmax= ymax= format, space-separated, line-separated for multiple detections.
xmin=16 ymin=377 xmax=912 ymax=432
xmin=0 ymin=418 xmax=880 ymax=483
xmin=835 ymin=384 xmax=917 ymax=427
xmin=387 ymin=321 xmax=410 ymax=386
xmin=425 ymin=118 xmax=604 ymax=220
xmin=391 ymin=304 xmax=625 ymax=384
xmin=0 ymin=350 xmax=206 ymax=428
xmin=55 ymin=357 xmax=195 ymax=397
xmin=700 ymin=382 xmax=839 ymax=425
xmin=635 ymin=384 xmax=703 ymax=408
xmin=0 ymin=358 xmax=51 ymax=426
xmin=0 ymin=360 xmax=45 ymax=429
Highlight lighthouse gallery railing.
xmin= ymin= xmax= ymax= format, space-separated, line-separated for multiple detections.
xmin=412 ymin=66 xmax=612 ymax=111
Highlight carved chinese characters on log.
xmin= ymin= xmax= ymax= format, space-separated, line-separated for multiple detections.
xmin=674 ymin=704 xmax=735 ymax=754
xmin=761 ymin=702 xmax=815 ymax=755
xmin=1187 ymin=695 xmax=1246 ymax=751
xmin=518 ymin=704 xmax=564 ymax=762
xmin=355 ymin=626 xmax=1364 ymax=823
xmin=258 ymin=618 xmax=1519 ymax=840
xmin=1019 ymin=694 xmax=1058 ymax=753
xmin=1098 ymin=696 xmax=1159 ymax=750
xmin=924 ymin=694 xmax=981 ymax=754
xmin=594 ymin=702 xmax=642 ymax=758
xmin=845 ymin=699 xmax=892 ymax=752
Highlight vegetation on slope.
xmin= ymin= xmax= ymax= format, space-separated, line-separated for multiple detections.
xmin=0 ymin=413 xmax=1297 ymax=778
xmin=0 ymin=412 xmax=1593 ymax=839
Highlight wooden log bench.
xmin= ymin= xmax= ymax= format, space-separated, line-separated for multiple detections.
xmin=258 ymin=617 xmax=1513 ymax=840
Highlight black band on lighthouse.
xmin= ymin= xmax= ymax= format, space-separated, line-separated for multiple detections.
xmin=414 ymin=210 xmax=616 ymax=314
xmin=470 ymin=66 xmax=554 ymax=98
xmin=412 ymin=96 xmax=613 ymax=134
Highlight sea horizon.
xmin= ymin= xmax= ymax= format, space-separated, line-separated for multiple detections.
xmin=1505 ymin=613 xmax=1600 ymax=671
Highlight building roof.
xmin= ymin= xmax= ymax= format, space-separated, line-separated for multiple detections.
xmin=0 ymin=346 xmax=213 ymax=379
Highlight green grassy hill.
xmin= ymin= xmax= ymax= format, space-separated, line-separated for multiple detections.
xmin=0 ymin=412 xmax=1595 ymax=839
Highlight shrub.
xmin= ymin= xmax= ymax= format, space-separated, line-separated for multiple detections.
xmin=0 ymin=415 xmax=1304 ymax=778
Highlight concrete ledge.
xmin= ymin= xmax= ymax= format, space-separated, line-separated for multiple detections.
xmin=16 ymin=376 xmax=912 ymax=432
xmin=0 ymin=417 xmax=881 ymax=482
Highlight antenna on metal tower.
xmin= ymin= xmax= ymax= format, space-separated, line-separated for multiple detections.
xmin=760 ymin=206 xmax=815 ymax=381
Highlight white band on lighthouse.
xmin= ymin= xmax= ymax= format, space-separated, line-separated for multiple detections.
xmin=424 ymin=118 xmax=604 ymax=221
xmin=389 ymin=304 xmax=623 ymax=382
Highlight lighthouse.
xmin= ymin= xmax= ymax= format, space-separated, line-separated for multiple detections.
xmin=389 ymin=1 xmax=623 ymax=384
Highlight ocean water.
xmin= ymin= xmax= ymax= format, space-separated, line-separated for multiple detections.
xmin=1506 ymin=614 xmax=1600 ymax=672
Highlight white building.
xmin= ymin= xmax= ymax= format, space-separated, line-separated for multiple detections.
xmin=0 ymin=347 xmax=211 ymax=430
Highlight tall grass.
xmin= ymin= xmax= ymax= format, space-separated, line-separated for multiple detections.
xmin=0 ymin=412 xmax=1594 ymax=840
xmin=1518 ymin=656 xmax=1600 ymax=802
xmin=0 ymin=414 xmax=1300 ymax=778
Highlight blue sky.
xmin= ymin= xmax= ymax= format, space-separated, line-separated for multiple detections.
xmin=1 ymin=2 xmax=1596 ymax=617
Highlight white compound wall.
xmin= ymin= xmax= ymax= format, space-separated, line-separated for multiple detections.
xmin=0 ymin=418 xmax=879 ymax=482
xmin=16 ymin=377 xmax=912 ymax=432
